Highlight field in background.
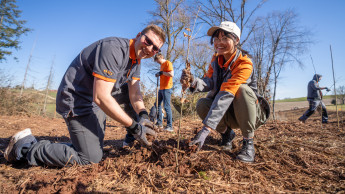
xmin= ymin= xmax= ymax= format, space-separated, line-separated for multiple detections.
xmin=0 ymin=88 xmax=58 ymax=118
xmin=2 ymin=88 xmax=344 ymax=119
xmin=275 ymin=95 xmax=334 ymax=102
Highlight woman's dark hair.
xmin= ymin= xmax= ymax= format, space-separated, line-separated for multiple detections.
xmin=210 ymin=29 xmax=251 ymax=57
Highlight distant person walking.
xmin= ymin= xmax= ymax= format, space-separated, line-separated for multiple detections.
xmin=153 ymin=53 xmax=174 ymax=132
xmin=299 ymin=74 xmax=330 ymax=123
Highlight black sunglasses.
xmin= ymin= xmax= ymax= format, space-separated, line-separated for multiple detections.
xmin=142 ymin=34 xmax=161 ymax=53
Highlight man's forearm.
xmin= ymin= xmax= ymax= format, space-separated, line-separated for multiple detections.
xmin=131 ymin=95 xmax=146 ymax=114
xmin=163 ymin=71 xmax=174 ymax=77
xmin=95 ymin=95 xmax=133 ymax=127
xmin=128 ymin=80 xmax=146 ymax=114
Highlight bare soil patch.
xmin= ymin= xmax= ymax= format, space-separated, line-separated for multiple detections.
xmin=0 ymin=109 xmax=344 ymax=193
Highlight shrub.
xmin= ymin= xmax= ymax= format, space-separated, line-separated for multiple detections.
xmin=0 ymin=88 xmax=36 ymax=116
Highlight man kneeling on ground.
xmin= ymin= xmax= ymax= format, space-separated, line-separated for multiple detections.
xmin=5 ymin=24 xmax=165 ymax=167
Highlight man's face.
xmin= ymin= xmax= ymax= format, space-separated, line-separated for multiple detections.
xmin=135 ymin=30 xmax=164 ymax=59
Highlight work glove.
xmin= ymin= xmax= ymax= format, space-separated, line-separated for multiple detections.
xmin=189 ymin=126 xmax=210 ymax=151
xmin=155 ymin=71 xmax=163 ymax=77
xmin=139 ymin=110 xmax=150 ymax=122
xmin=326 ymin=87 xmax=331 ymax=92
xmin=126 ymin=119 xmax=157 ymax=146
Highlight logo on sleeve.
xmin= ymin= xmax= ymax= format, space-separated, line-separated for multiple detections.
xmin=103 ymin=69 xmax=113 ymax=76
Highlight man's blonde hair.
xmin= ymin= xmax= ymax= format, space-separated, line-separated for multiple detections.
xmin=142 ymin=24 xmax=166 ymax=43
xmin=154 ymin=53 xmax=164 ymax=61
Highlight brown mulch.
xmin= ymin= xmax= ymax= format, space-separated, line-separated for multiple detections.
xmin=0 ymin=109 xmax=344 ymax=193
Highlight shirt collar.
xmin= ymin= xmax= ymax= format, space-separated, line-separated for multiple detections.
xmin=218 ymin=49 xmax=237 ymax=69
xmin=129 ymin=39 xmax=141 ymax=64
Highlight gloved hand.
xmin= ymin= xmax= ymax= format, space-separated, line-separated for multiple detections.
xmin=189 ymin=126 xmax=210 ymax=151
xmin=155 ymin=71 xmax=163 ymax=77
xmin=139 ymin=110 xmax=150 ymax=121
xmin=127 ymin=119 xmax=157 ymax=146
xmin=326 ymin=87 xmax=331 ymax=92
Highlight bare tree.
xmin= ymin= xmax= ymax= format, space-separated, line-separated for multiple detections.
xmin=149 ymin=0 xmax=190 ymax=64
xmin=188 ymin=40 xmax=213 ymax=77
xmin=42 ymin=57 xmax=54 ymax=115
xmin=193 ymin=0 xmax=266 ymax=47
xmin=248 ymin=17 xmax=267 ymax=96
xmin=337 ymin=85 xmax=345 ymax=104
xmin=0 ymin=68 xmax=13 ymax=87
xmin=264 ymin=10 xmax=312 ymax=119
xmin=271 ymin=48 xmax=289 ymax=118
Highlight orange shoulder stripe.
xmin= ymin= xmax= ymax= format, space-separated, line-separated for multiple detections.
xmin=92 ymin=72 xmax=117 ymax=83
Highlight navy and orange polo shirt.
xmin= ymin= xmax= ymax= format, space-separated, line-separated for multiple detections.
xmin=56 ymin=37 xmax=141 ymax=118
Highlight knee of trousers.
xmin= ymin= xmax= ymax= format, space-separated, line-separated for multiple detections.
xmin=196 ymin=98 xmax=212 ymax=120
xmin=232 ymin=85 xmax=257 ymax=137
xmin=233 ymin=84 xmax=257 ymax=104
xmin=83 ymin=149 xmax=103 ymax=164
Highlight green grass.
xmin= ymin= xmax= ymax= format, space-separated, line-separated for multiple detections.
xmin=275 ymin=97 xmax=307 ymax=102
xmin=46 ymin=103 xmax=56 ymax=114
xmin=276 ymin=95 xmax=335 ymax=103
xmin=47 ymin=90 xmax=57 ymax=98
xmin=326 ymin=104 xmax=345 ymax=111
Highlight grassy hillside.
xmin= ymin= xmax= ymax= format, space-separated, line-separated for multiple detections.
xmin=1 ymin=88 xmax=59 ymax=118
xmin=276 ymin=95 xmax=335 ymax=102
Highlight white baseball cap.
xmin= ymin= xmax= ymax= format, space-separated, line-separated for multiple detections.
xmin=207 ymin=21 xmax=241 ymax=41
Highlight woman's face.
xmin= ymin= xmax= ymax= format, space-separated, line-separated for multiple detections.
xmin=213 ymin=31 xmax=238 ymax=60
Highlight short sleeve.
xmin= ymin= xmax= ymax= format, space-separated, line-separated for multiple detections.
xmin=92 ymin=41 xmax=124 ymax=82
xmin=163 ymin=61 xmax=173 ymax=72
xmin=130 ymin=62 xmax=141 ymax=81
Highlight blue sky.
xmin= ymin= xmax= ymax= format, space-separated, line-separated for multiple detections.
xmin=2 ymin=0 xmax=344 ymax=99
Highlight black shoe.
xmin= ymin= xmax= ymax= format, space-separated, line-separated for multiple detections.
xmin=322 ymin=120 xmax=328 ymax=124
xmin=220 ymin=128 xmax=236 ymax=151
xmin=4 ymin=128 xmax=37 ymax=163
xmin=298 ymin=118 xmax=305 ymax=123
xmin=236 ymin=138 xmax=255 ymax=163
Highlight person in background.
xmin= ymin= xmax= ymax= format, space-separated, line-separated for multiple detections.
xmin=5 ymin=24 xmax=165 ymax=167
xmin=180 ymin=21 xmax=269 ymax=163
xmin=299 ymin=74 xmax=330 ymax=123
xmin=153 ymin=53 xmax=174 ymax=132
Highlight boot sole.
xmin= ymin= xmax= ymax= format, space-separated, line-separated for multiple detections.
xmin=236 ymin=156 xmax=254 ymax=163
xmin=4 ymin=128 xmax=32 ymax=161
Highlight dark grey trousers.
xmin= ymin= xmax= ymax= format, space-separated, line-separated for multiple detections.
xmin=299 ymin=99 xmax=328 ymax=122
xmin=26 ymin=84 xmax=137 ymax=167
xmin=196 ymin=84 xmax=266 ymax=138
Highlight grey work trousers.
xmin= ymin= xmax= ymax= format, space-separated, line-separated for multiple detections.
xmin=299 ymin=99 xmax=328 ymax=122
xmin=196 ymin=84 xmax=266 ymax=138
xmin=26 ymin=84 xmax=137 ymax=167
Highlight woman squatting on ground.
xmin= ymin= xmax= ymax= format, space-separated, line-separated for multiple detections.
xmin=181 ymin=21 xmax=270 ymax=163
